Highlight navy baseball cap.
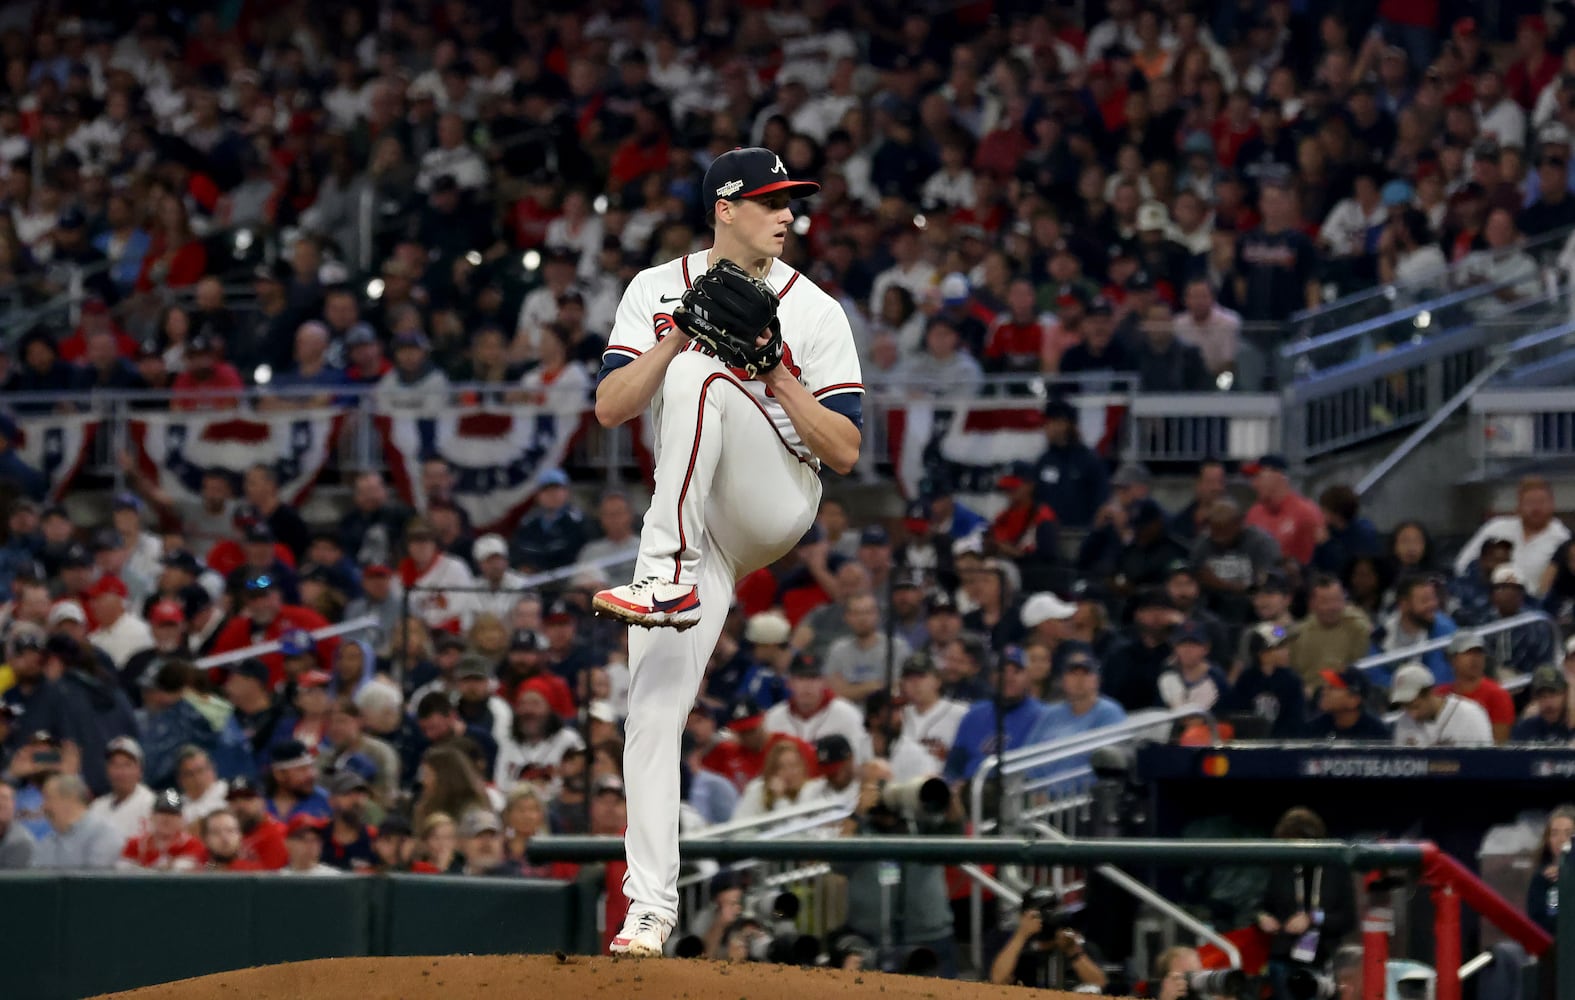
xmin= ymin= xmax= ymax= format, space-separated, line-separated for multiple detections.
xmin=1173 ymin=620 xmax=1211 ymax=646
xmin=703 ymin=147 xmax=819 ymax=208
xmin=1059 ymin=642 xmax=1101 ymax=674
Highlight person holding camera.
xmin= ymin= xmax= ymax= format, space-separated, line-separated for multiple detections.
xmin=987 ymin=887 xmax=1109 ymax=991
xmin=1257 ymin=808 xmax=1356 ymax=1000
xmin=833 ymin=762 xmax=963 ymax=977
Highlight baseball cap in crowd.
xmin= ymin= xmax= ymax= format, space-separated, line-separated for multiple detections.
xmin=393 ymin=331 xmax=431 ymax=352
xmin=892 ymin=569 xmax=926 ymax=593
xmin=105 ymin=736 xmax=143 ymax=764
xmin=1491 ymin=565 xmax=1526 ymax=589
xmin=1130 ymin=587 xmax=1173 ymax=613
xmin=1251 ymin=622 xmax=1292 ymax=651
xmin=243 ymin=522 xmax=275 ymax=545
xmin=1111 ymin=462 xmax=1152 ymax=488
xmin=1020 ymin=592 xmax=1076 ymax=628
xmin=939 ymin=272 xmax=970 ymax=305
xmin=253 ymin=259 xmax=291 ymax=284
xmin=286 ymin=814 xmax=329 ymax=838
xmin=1532 ymin=666 xmax=1569 ymax=694
xmin=926 ymin=591 xmax=960 ymax=616
xmin=226 ymin=776 xmax=262 ymax=800
xmin=149 ymin=600 xmax=185 ymax=627
xmin=86 ymin=576 xmax=128 ymax=600
xmin=459 ymin=810 xmax=503 ymax=837
xmin=47 ymin=601 xmax=87 ymax=627
xmin=1164 ymin=559 xmax=1196 ymax=581
xmin=10 ymin=631 xmax=43 ymax=655
xmin=593 ymin=774 xmax=627 ymax=799
xmin=1137 ymin=203 xmax=1169 ymax=232
xmin=1043 ymin=398 xmax=1077 ymax=423
xmin=1242 ymin=454 xmax=1290 ymax=476
xmin=1059 ymin=643 xmax=1101 ymax=674
xmin=1000 ymin=646 xmax=1028 ymax=670
xmin=1252 ymin=573 xmax=1292 ymax=595
xmin=90 ymin=528 xmax=122 ymax=553
xmin=186 ymin=333 xmax=215 ymax=355
xmin=455 ymin=654 xmax=492 ymax=681
xmin=859 ymin=525 xmax=890 ymax=547
xmin=816 ymin=734 xmax=853 ymax=767
xmin=152 ymin=789 xmax=184 ymax=815
xmin=544 ymin=598 xmax=576 ymax=623
xmin=538 ymin=467 xmax=570 ymax=489
xmin=434 ymin=633 xmax=466 ymax=655
xmin=726 ymin=699 xmax=765 ymax=732
xmin=1320 ymin=665 xmax=1369 ymax=695
xmin=279 ymin=628 xmax=315 ymax=657
xmin=160 ymin=549 xmax=202 ymax=575
xmin=378 ymin=815 xmax=413 ymax=838
xmin=510 ymin=629 xmax=543 ymax=652
xmin=1129 ymin=498 xmax=1167 ymax=528
xmin=345 ymin=323 xmax=377 ymax=348
xmin=588 ymin=700 xmax=617 ymax=725
xmin=328 ymin=771 xmax=370 ymax=796
xmin=744 ymin=611 xmax=791 ymax=646
xmin=363 ymin=564 xmax=393 ymax=580
xmin=703 ymin=147 xmax=819 ymax=210
xmin=233 ymin=658 xmax=271 ymax=687
xmin=1388 ymin=662 xmax=1437 ymax=707
xmin=271 ymin=739 xmax=315 ymax=770
xmin=179 ymin=584 xmax=212 ymax=620
xmin=1086 ymin=296 xmax=1114 ymax=317
xmin=59 ymin=544 xmax=91 ymax=569
xmin=111 ymin=490 xmax=143 ymax=513
xmin=1447 ymin=631 xmax=1486 ymax=656
xmin=888 ymin=648 xmax=935 ymax=680
xmin=244 ymin=572 xmax=278 ymax=595
xmin=1173 ymin=621 xmax=1210 ymax=646
xmin=297 ymin=670 xmax=332 ymax=689
xmin=472 ymin=533 xmax=509 ymax=563
xmin=788 ymin=654 xmax=822 ymax=678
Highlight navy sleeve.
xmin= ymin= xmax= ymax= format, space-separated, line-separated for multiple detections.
xmin=820 ymin=391 xmax=863 ymax=431
xmin=596 ymin=353 xmax=635 ymax=385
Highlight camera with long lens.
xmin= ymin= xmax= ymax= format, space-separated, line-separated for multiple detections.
xmin=1019 ymin=886 xmax=1071 ymax=937
xmin=741 ymin=890 xmax=819 ymax=966
xmin=1285 ymin=968 xmax=1338 ymax=1000
xmin=1185 ymin=968 xmax=1249 ymax=998
xmin=874 ymin=776 xmax=951 ymax=821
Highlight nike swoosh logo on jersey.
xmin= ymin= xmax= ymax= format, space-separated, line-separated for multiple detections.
xmin=658 ymin=294 xmax=684 ymax=303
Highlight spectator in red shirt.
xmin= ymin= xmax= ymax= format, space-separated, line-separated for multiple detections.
xmin=135 ymin=193 xmax=209 ymax=293
xmin=1439 ymin=631 xmax=1515 ymax=744
xmin=209 ymin=573 xmax=335 ymax=687
xmin=224 ymin=777 xmax=288 ymax=869
xmin=171 ymin=333 xmax=245 ymax=411
xmin=200 ymin=808 xmax=268 ymax=871
xmin=121 ymin=788 xmax=208 ymax=871
xmin=984 ymin=278 xmax=1051 ymax=375
xmin=1243 ymin=454 xmax=1324 ymax=566
xmin=56 ymin=298 xmax=139 ymax=362
xmin=1506 ymin=15 xmax=1557 ymax=110
xmin=990 ymin=467 xmax=1057 ymax=561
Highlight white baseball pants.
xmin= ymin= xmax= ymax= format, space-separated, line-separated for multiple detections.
xmin=622 ymin=350 xmax=821 ymax=921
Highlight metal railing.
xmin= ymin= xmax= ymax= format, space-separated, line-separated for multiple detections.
xmin=1278 ymin=225 xmax=1575 ymax=365
xmin=1471 ymin=386 xmax=1575 ymax=478
xmin=1354 ymin=611 xmax=1561 ymax=679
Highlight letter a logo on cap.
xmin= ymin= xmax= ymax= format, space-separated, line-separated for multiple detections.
xmin=771 ymin=155 xmax=786 ymax=175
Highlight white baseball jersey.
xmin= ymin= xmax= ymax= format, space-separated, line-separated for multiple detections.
xmin=601 ymin=250 xmax=865 ymax=469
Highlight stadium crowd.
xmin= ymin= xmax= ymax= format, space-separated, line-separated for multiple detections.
xmin=1 ymin=0 xmax=1575 ymax=991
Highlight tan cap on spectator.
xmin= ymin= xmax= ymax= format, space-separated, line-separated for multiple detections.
xmin=744 ymin=611 xmax=791 ymax=646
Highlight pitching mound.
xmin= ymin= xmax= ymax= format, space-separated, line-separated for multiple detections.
xmin=89 ymin=953 xmax=1110 ymax=999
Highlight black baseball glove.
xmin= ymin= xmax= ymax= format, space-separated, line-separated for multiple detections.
xmin=673 ymin=259 xmax=784 ymax=378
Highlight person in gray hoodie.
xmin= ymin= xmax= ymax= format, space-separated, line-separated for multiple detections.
xmin=892 ymin=317 xmax=984 ymax=399
xmin=0 ymin=782 xmax=35 ymax=869
xmin=374 ymin=331 xmax=451 ymax=409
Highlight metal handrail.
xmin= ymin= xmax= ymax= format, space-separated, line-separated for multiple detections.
xmin=1280 ymin=281 xmax=1517 ymax=364
xmin=1286 ymin=224 xmax=1575 ymax=328
xmin=1354 ymin=611 xmax=1560 ymax=675
xmin=1022 ymin=820 xmax=1243 ymax=971
xmin=690 ymin=799 xmax=853 ymax=840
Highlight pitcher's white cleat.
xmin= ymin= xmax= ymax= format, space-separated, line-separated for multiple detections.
xmin=593 ymin=577 xmax=702 ymax=630
xmin=609 ymin=910 xmax=674 ymax=957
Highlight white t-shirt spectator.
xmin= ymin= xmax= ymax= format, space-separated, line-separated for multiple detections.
xmin=732 ymin=775 xmax=828 ymax=822
xmin=416 ymin=144 xmax=489 ymax=192
xmin=1172 ymin=304 xmax=1242 ymax=376
xmin=87 ymin=784 xmax=155 ymax=843
xmin=921 ymin=168 xmax=977 ymax=212
xmin=1394 ymin=695 xmax=1494 ymax=747
xmin=89 ymin=613 xmax=153 ymax=669
xmin=1478 ymin=98 xmax=1527 ymax=151
xmin=902 ymin=698 xmax=968 ymax=754
xmin=1394 ymin=245 xmax=1448 ymax=290
xmin=182 ymin=780 xmax=229 ymax=825
xmin=545 ymin=217 xmax=606 ymax=281
xmin=1319 ymin=198 xmax=1387 ymax=257
xmin=764 ymin=697 xmax=866 ymax=760
xmin=1462 ymin=246 xmax=1542 ymax=319
xmin=869 ymin=261 xmax=937 ymax=316
xmin=1453 ymin=515 xmax=1571 ymax=597
xmin=493 ymin=726 xmax=585 ymax=792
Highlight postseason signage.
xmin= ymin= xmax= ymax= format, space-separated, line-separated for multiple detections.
xmin=1137 ymin=744 xmax=1575 ymax=783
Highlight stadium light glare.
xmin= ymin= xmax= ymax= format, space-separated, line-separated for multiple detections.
xmin=254 ymin=364 xmax=273 ymax=385
xmin=233 ymin=229 xmax=254 ymax=252
xmin=465 ymin=251 xmax=483 ymax=266
xmin=366 ymin=278 xmax=386 ymax=300
xmin=593 ymin=194 xmax=609 ymax=215
xmin=792 ymin=216 xmax=811 ymax=235
xmin=1216 ymin=371 xmax=1234 ymax=391
xmin=1415 ymin=310 xmax=1431 ymax=329
xmin=913 ymin=213 xmax=928 ymax=230
xmin=522 ymin=250 xmax=542 ymax=271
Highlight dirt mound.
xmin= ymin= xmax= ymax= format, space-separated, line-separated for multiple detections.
xmin=89 ymin=953 xmax=1108 ymax=999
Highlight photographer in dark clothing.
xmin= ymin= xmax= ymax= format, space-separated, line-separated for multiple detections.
xmin=987 ymin=887 xmax=1109 ymax=991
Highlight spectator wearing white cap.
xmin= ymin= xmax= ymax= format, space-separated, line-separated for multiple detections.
xmin=738 ymin=611 xmax=795 ymax=711
xmin=1390 ymin=662 xmax=1494 ymax=747
xmin=465 ymin=534 xmax=531 ymax=623
xmin=1020 ymin=591 xmax=1076 ymax=668
xmin=1438 ymin=631 xmax=1515 ymax=744
xmin=1482 ymin=565 xmax=1556 ymax=676
xmin=86 ymin=736 xmax=155 ymax=842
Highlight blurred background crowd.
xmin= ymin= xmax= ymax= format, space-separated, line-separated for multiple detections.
xmin=2 ymin=0 xmax=1575 ymax=994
